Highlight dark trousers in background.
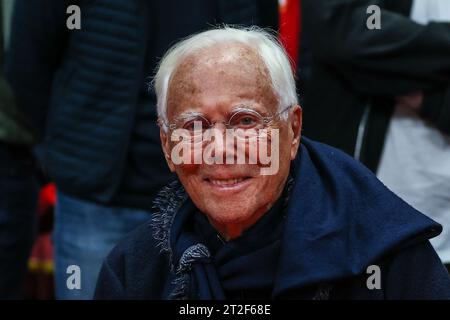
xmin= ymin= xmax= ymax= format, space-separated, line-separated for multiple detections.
xmin=0 ymin=143 xmax=38 ymax=299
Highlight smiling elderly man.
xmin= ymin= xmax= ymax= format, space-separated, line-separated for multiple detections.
xmin=94 ymin=27 xmax=450 ymax=300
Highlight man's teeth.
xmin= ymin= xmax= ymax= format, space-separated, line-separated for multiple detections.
xmin=210 ymin=178 xmax=245 ymax=186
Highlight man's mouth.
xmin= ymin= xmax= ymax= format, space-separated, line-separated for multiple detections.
xmin=208 ymin=178 xmax=247 ymax=186
xmin=204 ymin=176 xmax=253 ymax=189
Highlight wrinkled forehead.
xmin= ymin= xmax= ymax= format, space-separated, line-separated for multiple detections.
xmin=173 ymin=42 xmax=270 ymax=81
xmin=167 ymin=43 xmax=278 ymax=117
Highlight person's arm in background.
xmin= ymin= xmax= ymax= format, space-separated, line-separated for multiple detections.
xmin=303 ymin=0 xmax=450 ymax=134
xmin=419 ymin=86 xmax=450 ymax=135
xmin=4 ymin=0 xmax=69 ymax=141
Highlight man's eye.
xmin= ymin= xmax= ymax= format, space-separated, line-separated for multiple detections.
xmin=182 ymin=119 xmax=208 ymax=131
xmin=182 ymin=121 xmax=195 ymax=131
xmin=234 ymin=115 xmax=258 ymax=128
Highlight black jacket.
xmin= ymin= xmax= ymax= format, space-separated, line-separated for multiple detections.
xmin=302 ymin=0 xmax=450 ymax=172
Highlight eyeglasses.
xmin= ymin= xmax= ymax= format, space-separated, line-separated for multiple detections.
xmin=160 ymin=105 xmax=293 ymax=140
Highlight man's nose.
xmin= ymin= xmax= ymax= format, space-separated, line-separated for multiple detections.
xmin=210 ymin=121 xmax=227 ymax=132
xmin=206 ymin=126 xmax=236 ymax=163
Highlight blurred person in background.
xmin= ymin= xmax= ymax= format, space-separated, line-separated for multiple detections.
xmin=4 ymin=0 xmax=278 ymax=299
xmin=302 ymin=0 xmax=450 ymax=271
xmin=0 ymin=0 xmax=39 ymax=299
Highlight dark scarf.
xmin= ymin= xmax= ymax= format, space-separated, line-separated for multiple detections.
xmin=152 ymin=138 xmax=441 ymax=300
xmin=156 ymin=177 xmax=293 ymax=300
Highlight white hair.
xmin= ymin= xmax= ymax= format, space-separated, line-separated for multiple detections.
xmin=153 ymin=25 xmax=298 ymax=129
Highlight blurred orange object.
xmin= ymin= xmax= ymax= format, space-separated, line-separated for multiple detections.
xmin=279 ymin=0 xmax=301 ymax=70
xmin=37 ymin=183 xmax=56 ymax=217
xmin=26 ymin=183 xmax=56 ymax=299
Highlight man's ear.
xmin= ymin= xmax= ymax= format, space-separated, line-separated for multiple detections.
xmin=160 ymin=128 xmax=176 ymax=172
xmin=290 ymin=105 xmax=302 ymax=160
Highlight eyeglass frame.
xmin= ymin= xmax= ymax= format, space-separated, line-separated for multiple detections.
xmin=159 ymin=104 xmax=294 ymax=132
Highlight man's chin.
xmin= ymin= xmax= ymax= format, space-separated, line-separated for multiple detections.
xmin=203 ymin=207 xmax=257 ymax=228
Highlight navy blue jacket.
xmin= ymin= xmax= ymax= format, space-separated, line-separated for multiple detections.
xmin=4 ymin=0 xmax=278 ymax=205
xmin=94 ymin=138 xmax=450 ymax=299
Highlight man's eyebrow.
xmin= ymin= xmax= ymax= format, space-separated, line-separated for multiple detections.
xmin=173 ymin=110 xmax=204 ymax=122
xmin=173 ymin=104 xmax=267 ymax=121
xmin=231 ymin=104 xmax=267 ymax=115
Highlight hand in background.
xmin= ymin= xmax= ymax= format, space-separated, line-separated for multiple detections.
xmin=396 ymin=91 xmax=424 ymax=111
